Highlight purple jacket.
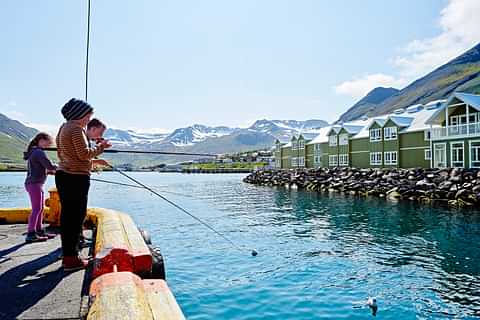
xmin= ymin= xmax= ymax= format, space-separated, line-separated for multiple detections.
xmin=25 ymin=147 xmax=56 ymax=185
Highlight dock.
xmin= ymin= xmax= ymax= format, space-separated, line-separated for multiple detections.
xmin=0 ymin=224 xmax=91 ymax=320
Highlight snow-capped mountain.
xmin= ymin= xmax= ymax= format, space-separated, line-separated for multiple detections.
xmin=248 ymin=119 xmax=329 ymax=141
xmin=105 ymin=129 xmax=168 ymax=147
xmin=104 ymin=119 xmax=329 ymax=150
xmin=163 ymin=124 xmax=238 ymax=147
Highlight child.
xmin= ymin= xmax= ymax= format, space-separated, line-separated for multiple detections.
xmin=55 ymin=98 xmax=111 ymax=271
xmin=24 ymin=132 xmax=57 ymax=243
xmin=87 ymin=118 xmax=110 ymax=168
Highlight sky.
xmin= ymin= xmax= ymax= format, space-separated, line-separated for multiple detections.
xmin=1 ymin=0 xmax=479 ymax=133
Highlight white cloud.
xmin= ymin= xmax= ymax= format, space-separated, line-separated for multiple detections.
xmin=4 ymin=110 xmax=25 ymax=120
xmin=393 ymin=0 xmax=480 ymax=79
xmin=22 ymin=122 xmax=59 ymax=135
xmin=334 ymin=74 xmax=407 ymax=99
xmin=335 ymin=0 xmax=480 ymax=99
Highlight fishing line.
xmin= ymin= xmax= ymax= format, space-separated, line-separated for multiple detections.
xmin=109 ymin=166 xmax=258 ymax=256
xmin=90 ymin=177 xmax=198 ymax=199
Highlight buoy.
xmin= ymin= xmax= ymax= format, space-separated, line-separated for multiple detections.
xmin=251 ymin=249 xmax=258 ymax=256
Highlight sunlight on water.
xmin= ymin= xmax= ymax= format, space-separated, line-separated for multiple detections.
xmin=1 ymin=172 xmax=480 ymax=319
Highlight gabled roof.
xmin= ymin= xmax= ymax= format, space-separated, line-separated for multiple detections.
xmin=387 ymin=116 xmax=414 ymax=127
xmin=342 ymin=124 xmax=364 ymax=135
xmin=426 ymin=92 xmax=480 ymax=125
xmin=326 ymin=125 xmax=342 ymax=136
xmin=306 ymin=126 xmax=331 ymax=144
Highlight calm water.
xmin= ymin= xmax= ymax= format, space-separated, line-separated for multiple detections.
xmin=1 ymin=172 xmax=480 ymax=319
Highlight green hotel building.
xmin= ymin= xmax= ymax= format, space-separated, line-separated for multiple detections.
xmin=274 ymin=92 xmax=480 ymax=170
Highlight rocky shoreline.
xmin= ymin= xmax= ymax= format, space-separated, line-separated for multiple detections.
xmin=243 ymin=168 xmax=480 ymax=208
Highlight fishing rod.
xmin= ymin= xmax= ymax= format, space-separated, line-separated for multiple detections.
xmin=43 ymin=147 xmax=217 ymax=157
xmin=109 ymin=166 xmax=258 ymax=256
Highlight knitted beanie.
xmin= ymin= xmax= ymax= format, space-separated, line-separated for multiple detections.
xmin=61 ymin=98 xmax=93 ymax=121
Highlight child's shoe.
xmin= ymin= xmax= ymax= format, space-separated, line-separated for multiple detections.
xmin=37 ymin=229 xmax=56 ymax=239
xmin=25 ymin=232 xmax=47 ymax=243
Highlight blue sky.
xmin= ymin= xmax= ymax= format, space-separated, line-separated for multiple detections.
xmin=1 ymin=0 xmax=479 ymax=133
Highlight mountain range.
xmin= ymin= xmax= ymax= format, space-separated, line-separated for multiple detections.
xmin=1 ymin=43 xmax=479 ymax=166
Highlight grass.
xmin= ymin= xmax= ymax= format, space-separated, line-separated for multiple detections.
xmin=184 ymin=162 xmax=268 ymax=170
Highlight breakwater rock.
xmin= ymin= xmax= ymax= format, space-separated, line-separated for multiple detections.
xmin=243 ymin=168 xmax=480 ymax=208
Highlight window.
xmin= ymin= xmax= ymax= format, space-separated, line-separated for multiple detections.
xmin=298 ymin=140 xmax=305 ymax=149
xmin=339 ymin=134 xmax=349 ymax=145
xmin=370 ymin=128 xmax=381 ymax=142
xmin=339 ymin=154 xmax=349 ymax=166
xmin=383 ymin=127 xmax=398 ymax=140
xmin=425 ymin=149 xmax=431 ymax=160
xmin=384 ymin=151 xmax=398 ymax=165
xmin=433 ymin=143 xmax=447 ymax=168
xmin=314 ymin=155 xmax=322 ymax=165
xmin=370 ymin=152 xmax=382 ymax=165
xmin=314 ymin=144 xmax=322 ymax=154
xmin=451 ymin=142 xmax=464 ymax=168
xmin=329 ymin=135 xmax=337 ymax=147
xmin=276 ymin=144 xmax=281 ymax=152
xmin=329 ymin=155 xmax=338 ymax=166
xmin=291 ymin=141 xmax=297 ymax=150
xmin=471 ymin=141 xmax=480 ymax=168
xmin=291 ymin=157 xmax=297 ymax=167
xmin=298 ymin=157 xmax=305 ymax=167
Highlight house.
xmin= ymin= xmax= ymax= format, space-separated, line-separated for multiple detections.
xmin=426 ymin=92 xmax=480 ymax=168
xmin=273 ymin=93 xmax=480 ymax=169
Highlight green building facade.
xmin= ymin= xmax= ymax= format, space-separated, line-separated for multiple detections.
xmin=274 ymin=93 xmax=480 ymax=170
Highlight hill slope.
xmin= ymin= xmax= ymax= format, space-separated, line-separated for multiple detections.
xmin=339 ymin=42 xmax=480 ymax=121
xmin=337 ymin=87 xmax=399 ymax=123
xmin=0 ymin=113 xmax=38 ymax=164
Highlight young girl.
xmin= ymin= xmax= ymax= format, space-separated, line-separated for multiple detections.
xmin=24 ymin=132 xmax=57 ymax=243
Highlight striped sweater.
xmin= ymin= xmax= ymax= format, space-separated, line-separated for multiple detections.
xmin=56 ymin=121 xmax=105 ymax=175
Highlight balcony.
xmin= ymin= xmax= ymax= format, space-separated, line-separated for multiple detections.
xmin=431 ymin=122 xmax=480 ymax=140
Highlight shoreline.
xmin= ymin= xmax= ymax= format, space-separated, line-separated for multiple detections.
xmin=244 ymin=167 xmax=480 ymax=208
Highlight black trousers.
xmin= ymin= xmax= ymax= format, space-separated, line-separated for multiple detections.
xmin=55 ymin=171 xmax=90 ymax=256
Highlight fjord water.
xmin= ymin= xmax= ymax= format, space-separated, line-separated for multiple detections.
xmin=1 ymin=172 xmax=480 ymax=319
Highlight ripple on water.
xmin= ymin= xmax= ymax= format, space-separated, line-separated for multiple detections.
xmin=2 ymin=172 xmax=480 ymax=319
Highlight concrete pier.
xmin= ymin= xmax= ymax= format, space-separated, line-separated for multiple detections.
xmin=0 ymin=224 xmax=90 ymax=320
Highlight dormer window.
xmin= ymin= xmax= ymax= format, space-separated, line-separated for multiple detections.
xmin=370 ymin=128 xmax=381 ymax=142
xmin=329 ymin=135 xmax=337 ymax=146
xmin=383 ymin=127 xmax=397 ymax=140
xmin=339 ymin=134 xmax=349 ymax=145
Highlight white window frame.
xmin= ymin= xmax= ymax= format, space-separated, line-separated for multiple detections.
xmin=384 ymin=151 xmax=398 ymax=165
xmin=383 ymin=127 xmax=398 ymax=141
xmin=339 ymin=154 xmax=349 ymax=166
xmin=291 ymin=141 xmax=297 ymax=151
xmin=298 ymin=156 xmax=305 ymax=167
xmin=329 ymin=135 xmax=337 ymax=147
xmin=433 ymin=143 xmax=447 ymax=168
xmin=298 ymin=140 xmax=305 ymax=149
xmin=370 ymin=128 xmax=381 ymax=142
xmin=424 ymin=149 xmax=431 ymax=161
xmin=329 ymin=155 xmax=338 ymax=166
xmin=370 ymin=152 xmax=382 ymax=165
xmin=339 ymin=134 xmax=349 ymax=145
xmin=314 ymin=155 xmax=321 ymax=165
xmin=469 ymin=140 xmax=480 ymax=168
xmin=450 ymin=141 xmax=464 ymax=168
xmin=291 ymin=157 xmax=298 ymax=167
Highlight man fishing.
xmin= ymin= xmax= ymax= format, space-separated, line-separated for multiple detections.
xmin=55 ymin=98 xmax=111 ymax=271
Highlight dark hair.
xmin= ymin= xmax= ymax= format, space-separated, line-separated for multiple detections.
xmin=24 ymin=132 xmax=53 ymax=160
xmin=87 ymin=118 xmax=106 ymax=130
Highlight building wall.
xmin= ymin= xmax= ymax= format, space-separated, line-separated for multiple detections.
xmin=432 ymin=137 xmax=478 ymax=169
xmin=399 ymin=131 xmax=431 ymax=168
xmin=306 ymin=144 xmax=314 ymax=168
xmin=351 ymin=138 xmax=369 ymax=168
xmin=281 ymin=147 xmax=291 ymax=168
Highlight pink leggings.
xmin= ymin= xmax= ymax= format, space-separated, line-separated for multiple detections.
xmin=25 ymin=183 xmax=44 ymax=233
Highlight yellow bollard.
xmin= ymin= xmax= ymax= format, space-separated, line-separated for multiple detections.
xmin=44 ymin=187 xmax=61 ymax=227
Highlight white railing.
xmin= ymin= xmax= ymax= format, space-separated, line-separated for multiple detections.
xmin=431 ymin=123 xmax=480 ymax=139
